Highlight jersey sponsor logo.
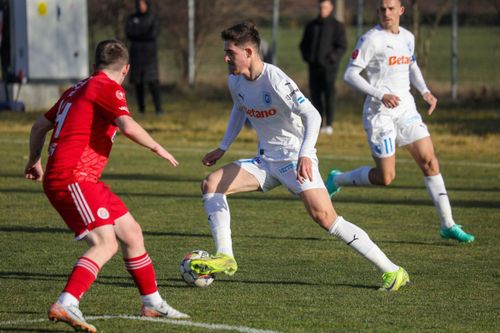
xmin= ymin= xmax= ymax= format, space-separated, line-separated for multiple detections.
xmin=263 ymin=91 xmax=272 ymax=105
xmin=278 ymin=162 xmax=297 ymax=175
xmin=68 ymin=77 xmax=90 ymax=97
xmin=118 ymin=106 xmax=129 ymax=113
xmin=97 ymin=207 xmax=110 ymax=219
xmin=245 ymin=107 xmax=277 ymax=118
xmin=297 ymin=96 xmax=305 ymax=104
xmin=115 ymin=90 xmax=125 ymax=100
xmin=351 ymin=49 xmax=359 ymax=60
xmin=285 ymin=88 xmax=299 ymax=100
xmin=388 ymin=55 xmax=412 ymax=65
xmin=48 ymin=142 xmax=57 ymax=156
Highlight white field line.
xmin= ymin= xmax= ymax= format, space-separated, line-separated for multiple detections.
xmin=3 ymin=137 xmax=500 ymax=169
xmin=0 ymin=315 xmax=281 ymax=333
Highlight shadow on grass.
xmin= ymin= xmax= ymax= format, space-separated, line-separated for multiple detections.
xmin=0 ymin=270 xmax=379 ymax=291
xmin=0 ymin=226 xmax=454 ymax=249
xmin=0 ymin=187 xmax=498 ymax=210
xmin=0 ymin=328 xmax=68 ymax=332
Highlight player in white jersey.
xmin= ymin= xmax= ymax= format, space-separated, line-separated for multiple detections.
xmin=189 ymin=21 xmax=410 ymax=291
xmin=325 ymin=0 xmax=474 ymax=243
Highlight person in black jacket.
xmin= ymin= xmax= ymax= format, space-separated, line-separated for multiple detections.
xmin=300 ymin=0 xmax=347 ymax=135
xmin=126 ymin=0 xmax=163 ymax=115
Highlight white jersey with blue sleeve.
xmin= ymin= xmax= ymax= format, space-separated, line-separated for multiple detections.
xmin=346 ymin=25 xmax=429 ymax=101
xmin=219 ymin=63 xmax=321 ymax=162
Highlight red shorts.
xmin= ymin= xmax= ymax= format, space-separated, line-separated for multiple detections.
xmin=44 ymin=181 xmax=128 ymax=240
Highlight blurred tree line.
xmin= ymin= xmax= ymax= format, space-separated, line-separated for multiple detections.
xmin=87 ymin=0 xmax=499 ymax=86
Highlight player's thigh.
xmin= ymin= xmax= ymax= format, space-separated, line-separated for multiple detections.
xmin=114 ymin=213 xmax=144 ymax=246
xmin=271 ymin=158 xmax=324 ymax=194
xmin=405 ymin=136 xmax=439 ymax=172
xmin=364 ymin=112 xmax=397 ymax=158
xmin=300 ymin=188 xmax=337 ymax=229
xmin=203 ymin=161 xmax=261 ymax=195
xmin=85 ymin=224 xmax=117 ymax=248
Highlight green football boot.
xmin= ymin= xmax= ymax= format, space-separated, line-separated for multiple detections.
xmin=440 ymin=225 xmax=475 ymax=243
xmin=190 ymin=253 xmax=238 ymax=276
xmin=380 ymin=267 xmax=410 ymax=291
xmin=325 ymin=169 xmax=342 ymax=198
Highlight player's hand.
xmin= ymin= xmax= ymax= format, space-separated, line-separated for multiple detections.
xmin=24 ymin=161 xmax=43 ymax=182
xmin=381 ymin=94 xmax=400 ymax=109
xmin=296 ymin=156 xmax=313 ymax=184
xmin=151 ymin=145 xmax=179 ymax=166
xmin=423 ymin=92 xmax=438 ymax=115
xmin=202 ymin=148 xmax=225 ymax=167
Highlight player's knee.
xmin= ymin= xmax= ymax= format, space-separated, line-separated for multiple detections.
xmin=95 ymin=238 xmax=119 ymax=260
xmin=421 ymin=157 xmax=440 ymax=175
xmin=201 ymin=174 xmax=218 ymax=194
xmin=311 ymin=209 xmax=335 ymax=229
xmin=381 ymin=172 xmax=396 ymax=186
xmin=375 ymin=169 xmax=395 ymax=186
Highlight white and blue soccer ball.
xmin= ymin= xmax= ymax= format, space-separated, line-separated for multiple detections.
xmin=180 ymin=250 xmax=215 ymax=288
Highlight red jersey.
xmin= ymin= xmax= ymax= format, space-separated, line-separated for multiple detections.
xmin=43 ymin=71 xmax=131 ymax=188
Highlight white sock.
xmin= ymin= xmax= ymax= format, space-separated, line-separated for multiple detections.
xmin=329 ymin=216 xmax=399 ymax=273
xmin=57 ymin=292 xmax=79 ymax=307
xmin=141 ymin=291 xmax=163 ymax=307
xmin=335 ymin=166 xmax=373 ymax=186
xmin=203 ymin=193 xmax=233 ymax=257
xmin=424 ymin=174 xmax=455 ymax=229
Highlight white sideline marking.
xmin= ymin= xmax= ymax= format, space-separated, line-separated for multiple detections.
xmin=3 ymin=137 xmax=500 ymax=168
xmin=0 ymin=315 xmax=281 ymax=333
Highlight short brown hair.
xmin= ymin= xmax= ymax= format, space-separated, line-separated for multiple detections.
xmin=94 ymin=39 xmax=129 ymax=71
xmin=221 ymin=21 xmax=260 ymax=49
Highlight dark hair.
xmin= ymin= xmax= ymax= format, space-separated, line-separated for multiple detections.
xmin=94 ymin=39 xmax=129 ymax=71
xmin=220 ymin=21 xmax=260 ymax=49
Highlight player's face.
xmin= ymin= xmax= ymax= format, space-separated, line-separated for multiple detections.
xmin=223 ymin=41 xmax=250 ymax=75
xmin=138 ymin=0 xmax=148 ymax=14
xmin=319 ymin=1 xmax=333 ymax=19
xmin=378 ymin=0 xmax=404 ymax=32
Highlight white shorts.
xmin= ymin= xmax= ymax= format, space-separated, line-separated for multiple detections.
xmin=363 ymin=94 xmax=430 ymax=158
xmin=234 ymin=155 xmax=326 ymax=195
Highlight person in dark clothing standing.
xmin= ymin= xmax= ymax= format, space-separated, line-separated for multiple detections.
xmin=126 ymin=0 xmax=163 ymax=115
xmin=300 ymin=0 xmax=347 ymax=135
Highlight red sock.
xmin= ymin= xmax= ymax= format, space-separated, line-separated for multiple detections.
xmin=124 ymin=253 xmax=158 ymax=295
xmin=63 ymin=257 xmax=100 ymax=300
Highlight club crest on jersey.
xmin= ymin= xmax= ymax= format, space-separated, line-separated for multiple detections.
xmin=263 ymin=92 xmax=272 ymax=105
xmin=351 ymin=49 xmax=359 ymax=60
xmin=115 ymin=90 xmax=125 ymax=100
xmin=97 ymin=207 xmax=110 ymax=219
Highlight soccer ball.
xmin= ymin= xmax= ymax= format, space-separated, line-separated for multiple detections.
xmin=180 ymin=250 xmax=215 ymax=287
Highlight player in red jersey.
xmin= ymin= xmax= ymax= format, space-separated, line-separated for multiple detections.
xmin=24 ymin=40 xmax=189 ymax=332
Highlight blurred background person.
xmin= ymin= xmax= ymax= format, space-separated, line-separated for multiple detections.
xmin=125 ymin=0 xmax=164 ymax=116
xmin=300 ymin=0 xmax=347 ymax=135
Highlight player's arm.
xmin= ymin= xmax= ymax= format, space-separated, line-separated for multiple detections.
xmin=410 ymin=61 xmax=437 ymax=115
xmin=295 ymin=103 xmax=321 ymax=183
xmin=278 ymin=78 xmax=321 ymax=182
xmin=344 ymin=65 xmax=400 ymax=108
xmin=202 ymin=104 xmax=245 ymax=167
xmin=25 ymin=116 xmax=54 ymax=182
xmin=115 ymin=115 xmax=178 ymax=166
